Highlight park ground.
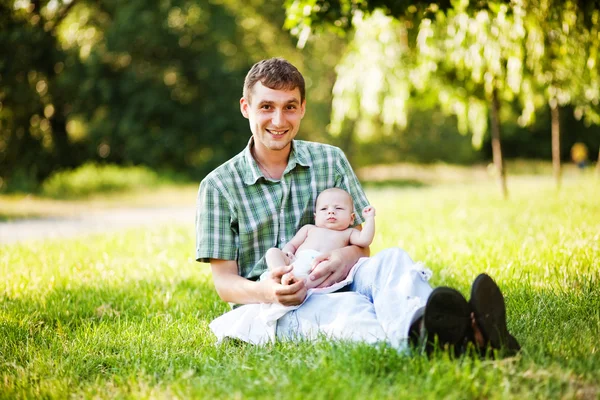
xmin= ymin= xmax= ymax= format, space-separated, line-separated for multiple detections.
xmin=1 ymin=162 xmax=599 ymax=399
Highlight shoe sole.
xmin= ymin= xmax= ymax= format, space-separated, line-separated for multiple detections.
xmin=470 ymin=274 xmax=520 ymax=354
xmin=424 ymin=287 xmax=471 ymax=356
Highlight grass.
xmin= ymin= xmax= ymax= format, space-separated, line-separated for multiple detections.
xmin=0 ymin=162 xmax=195 ymax=221
xmin=39 ymin=163 xmax=166 ymax=199
xmin=1 ymin=174 xmax=599 ymax=398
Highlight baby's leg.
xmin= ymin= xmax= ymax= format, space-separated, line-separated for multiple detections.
xmin=265 ymin=248 xmax=290 ymax=270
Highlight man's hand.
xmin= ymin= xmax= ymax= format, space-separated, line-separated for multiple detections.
xmin=307 ymin=249 xmax=351 ymax=289
xmin=210 ymin=259 xmax=307 ymax=306
xmin=263 ymin=265 xmax=307 ymax=306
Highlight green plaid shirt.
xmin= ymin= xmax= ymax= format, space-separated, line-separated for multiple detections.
xmin=195 ymin=139 xmax=369 ymax=281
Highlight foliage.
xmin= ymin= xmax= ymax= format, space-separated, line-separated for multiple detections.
xmin=285 ymin=0 xmax=600 ymax=149
xmin=0 ymin=0 xmax=344 ymax=192
xmin=62 ymin=0 xmax=296 ymax=177
xmin=3 ymin=0 xmax=600 ymax=196
xmin=284 ymin=0 xmax=453 ymax=44
xmin=0 ymin=0 xmax=85 ymax=188
xmin=40 ymin=163 xmax=161 ymax=199
xmin=1 ymin=179 xmax=599 ymax=397
xmin=285 ymin=0 xmax=600 ymax=198
xmin=327 ymin=10 xmax=412 ymax=140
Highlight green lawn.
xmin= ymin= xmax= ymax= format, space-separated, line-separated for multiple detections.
xmin=1 ymin=176 xmax=599 ymax=399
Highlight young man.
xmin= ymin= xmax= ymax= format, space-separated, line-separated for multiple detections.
xmin=196 ymin=58 xmax=519 ymax=355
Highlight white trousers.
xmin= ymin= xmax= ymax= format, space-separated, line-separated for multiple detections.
xmin=276 ymin=248 xmax=433 ymax=351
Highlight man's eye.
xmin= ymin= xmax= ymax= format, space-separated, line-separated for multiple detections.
xmin=261 ymin=105 xmax=271 ymax=110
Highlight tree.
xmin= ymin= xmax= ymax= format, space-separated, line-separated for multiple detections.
xmin=285 ymin=0 xmax=600 ymax=197
xmin=416 ymin=2 xmax=535 ymax=198
xmin=1 ymin=0 xmax=343 ymax=191
xmin=0 ymin=0 xmax=83 ymax=190
xmin=287 ymin=0 xmax=529 ymax=198
xmin=521 ymin=0 xmax=600 ymax=189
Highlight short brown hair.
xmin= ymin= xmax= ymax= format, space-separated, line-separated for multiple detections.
xmin=243 ymin=58 xmax=305 ymax=104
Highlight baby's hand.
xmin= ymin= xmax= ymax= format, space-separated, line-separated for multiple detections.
xmin=284 ymin=251 xmax=296 ymax=262
xmin=362 ymin=205 xmax=376 ymax=218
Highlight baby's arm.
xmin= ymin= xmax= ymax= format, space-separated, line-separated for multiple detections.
xmin=281 ymin=224 xmax=313 ymax=258
xmin=349 ymin=206 xmax=376 ymax=247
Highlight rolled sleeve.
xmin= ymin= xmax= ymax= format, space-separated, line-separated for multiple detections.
xmin=196 ymin=179 xmax=238 ymax=263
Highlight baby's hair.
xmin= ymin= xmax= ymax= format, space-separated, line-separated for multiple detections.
xmin=316 ymin=188 xmax=354 ymax=207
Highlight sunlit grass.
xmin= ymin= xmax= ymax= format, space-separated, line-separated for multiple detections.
xmin=1 ymin=176 xmax=599 ymax=398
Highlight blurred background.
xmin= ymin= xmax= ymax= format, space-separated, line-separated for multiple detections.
xmin=1 ymin=0 xmax=599 ymax=197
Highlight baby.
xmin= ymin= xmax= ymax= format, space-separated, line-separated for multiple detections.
xmin=265 ymin=187 xmax=376 ymax=288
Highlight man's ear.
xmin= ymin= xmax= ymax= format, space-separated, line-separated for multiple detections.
xmin=240 ymin=97 xmax=249 ymax=119
xmin=300 ymin=99 xmax=306 ymax=119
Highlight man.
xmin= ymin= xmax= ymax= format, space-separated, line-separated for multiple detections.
xmin=196 ymin=58 xmax=519 ymax=355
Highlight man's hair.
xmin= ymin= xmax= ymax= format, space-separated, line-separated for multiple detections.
xmin=243 ymin=58 xmax=305 ymax=104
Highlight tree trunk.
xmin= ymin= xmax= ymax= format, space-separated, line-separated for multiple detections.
xmin=550 ymin=101 xmax=561 ymax=189
xmin=490 ymin=89 xmax=508 ymax=199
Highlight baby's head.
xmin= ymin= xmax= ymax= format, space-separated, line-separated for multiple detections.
xmin=314 ymin=188 xmax=355 ymax=230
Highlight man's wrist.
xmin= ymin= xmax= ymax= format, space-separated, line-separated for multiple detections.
xmin=338 ymin=245 xmax=364 ymax=266
xmin=256 ymin=278 xmax=273 ymax=303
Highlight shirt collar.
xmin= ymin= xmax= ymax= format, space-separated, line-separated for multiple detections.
xmin=242 ymin=137 xmax=262 ymax=185
xmin=242 ymin=138 xmax=310 ymax=185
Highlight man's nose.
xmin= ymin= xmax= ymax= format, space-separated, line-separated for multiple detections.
xmin=272 ymin=109 xmax=283 ymax=126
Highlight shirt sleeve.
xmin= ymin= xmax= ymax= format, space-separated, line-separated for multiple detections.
xmin=333 ymin=148 xmax=370 ymax=227
xmin=195 ymin=178 xmax=238 ymax=263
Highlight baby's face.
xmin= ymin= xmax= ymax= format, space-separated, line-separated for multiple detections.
xmin=314 ymin=189 xmax=355 ymax=230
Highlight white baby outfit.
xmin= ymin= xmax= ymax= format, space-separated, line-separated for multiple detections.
xmin=209 ymin=248 xmax=433 ymax=353
xmin=288 ymin=249 xmax=320 ymax=278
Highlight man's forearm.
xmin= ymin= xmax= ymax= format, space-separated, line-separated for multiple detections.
xmin=210 ymin=259 xmax=306 ymax=306
xmin=339 ymin=244 xmax=370 ymax=270
xmin=210 ymin=260 xmax=272 ymax=304
xmin=213 ymin=273 xmax=271 ymax=304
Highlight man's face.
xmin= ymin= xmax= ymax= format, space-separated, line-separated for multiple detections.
xmin=314 ymin=189 xmax=355 ymax=231
xmin=240 ymin=81 xmax=306 ymax=155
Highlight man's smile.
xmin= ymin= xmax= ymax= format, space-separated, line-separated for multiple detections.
xmin=267 ymin=129 xmax=288 ymax=136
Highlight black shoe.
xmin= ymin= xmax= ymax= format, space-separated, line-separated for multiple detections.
xmin=423 ymin=287 xmax=471 ymax=357
xmin=469 ymin=273 xmax=520 ymax=356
